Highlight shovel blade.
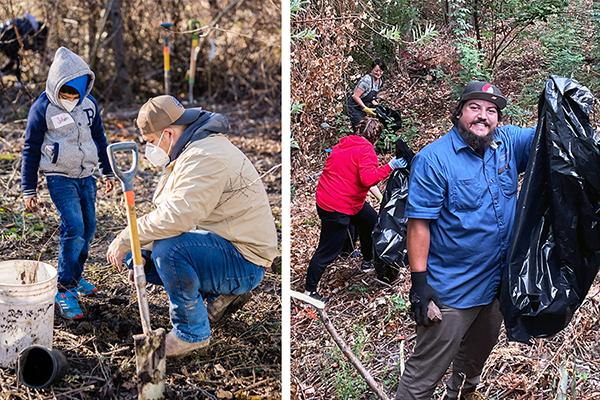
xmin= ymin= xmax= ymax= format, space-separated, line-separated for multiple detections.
xmin=134 ymin=327 xmax=166 ymax=400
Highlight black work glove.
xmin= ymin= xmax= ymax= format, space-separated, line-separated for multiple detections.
xmin=409 ymin=271 xmax=440 ymax=327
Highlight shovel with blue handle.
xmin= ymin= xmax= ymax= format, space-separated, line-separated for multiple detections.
xmin=108 ymin=142 xmax=166 ymax=400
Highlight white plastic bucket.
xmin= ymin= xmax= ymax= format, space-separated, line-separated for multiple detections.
xmin=0 ymin=260 xmax=57 ymax=368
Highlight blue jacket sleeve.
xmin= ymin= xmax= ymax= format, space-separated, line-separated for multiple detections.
xmin=89 ymin=95 xmax=113 ymax=176
xmin=21 ymin=95 xmax=49 ymax=197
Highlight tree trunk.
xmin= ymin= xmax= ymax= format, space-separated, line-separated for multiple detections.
xmin=86 ymin=1 xmax=98 ymax=63
xmin=472 ymin=0 xmax=483 ymax=53
xmin=109 ymin=0 xmax=132 ymax=103
xmin=443 ymin=0 xmax=449 ymax=26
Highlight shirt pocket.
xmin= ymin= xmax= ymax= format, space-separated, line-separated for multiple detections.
xmin=498 ymin=163 xmax=517 ymax=197
xmin=450 ymin=177 xmax=484 ymax=211
xmin=43 ymin=142 xmax=60 ymax=164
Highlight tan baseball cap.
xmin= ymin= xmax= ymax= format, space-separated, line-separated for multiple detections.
xmin=136 ymin=95 xmax=202 ymax=135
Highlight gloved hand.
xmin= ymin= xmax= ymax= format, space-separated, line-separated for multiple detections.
xmin=388 ymin=157 xmax=407 ymax=170
xmin=363 ymin=106 xmax=376 ymax=117
xmin=409 ymin=271 xmax=440 ymax=326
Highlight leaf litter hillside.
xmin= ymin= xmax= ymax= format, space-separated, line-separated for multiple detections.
xmin=0 ymin=100 xmax=281 ymax=399
xmin=291 ymin=1 xmax=600 ymax=399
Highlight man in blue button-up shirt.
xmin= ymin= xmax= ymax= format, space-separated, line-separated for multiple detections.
xmin=396 ymin=81 xmax=535 ymax=400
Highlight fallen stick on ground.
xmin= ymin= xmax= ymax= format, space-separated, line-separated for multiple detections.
xmin=290 ymin=290 xmax=390 ymax=400
xmin=318 ymin=308 xmax=391 ymax=400
xmin=290 ymin=290 xmax=325 ymax=309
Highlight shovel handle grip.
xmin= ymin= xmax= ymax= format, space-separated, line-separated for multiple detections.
xmin=107 ymin=142 xmax=138 ymax=192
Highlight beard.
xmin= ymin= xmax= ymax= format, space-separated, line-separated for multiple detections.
xmin=458 ymin=120 xmax=495 ymax=152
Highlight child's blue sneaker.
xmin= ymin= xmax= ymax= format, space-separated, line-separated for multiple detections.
xmin=77 ymin=277 xmax=97 ymax=296
xmin=55 ymin=290 xmax=84 ymax=320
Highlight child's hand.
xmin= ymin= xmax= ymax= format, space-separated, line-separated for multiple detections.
xmin=104 ymin=178 xmax=115 ymax=193
xmin=24 ymin=196 xmax=38 ymax=212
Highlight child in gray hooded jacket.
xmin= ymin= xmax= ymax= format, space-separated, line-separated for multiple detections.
xmin=21 ymin=46 xmax=114 ymax=319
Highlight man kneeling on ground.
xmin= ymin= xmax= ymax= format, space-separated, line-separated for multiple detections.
xmin=106 ymin=95 xmax=278 ymax=358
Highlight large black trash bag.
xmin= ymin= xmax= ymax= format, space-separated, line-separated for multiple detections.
xmin=375 ymin=105 xmax=402 ymax=131
xmin=372 ymin=138 xmax=415 ymax=283
xmin=501 ymin=75 xmax=600 ymax=344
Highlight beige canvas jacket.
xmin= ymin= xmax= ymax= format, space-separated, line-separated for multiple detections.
xmin=115 ymin=134 xmax=278 ymax=267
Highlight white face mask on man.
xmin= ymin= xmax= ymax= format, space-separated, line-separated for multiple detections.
xmin=60 ymin=99 xmax=78 ymax=112
xmin=144 ymin=130 xmax=172 ymax=168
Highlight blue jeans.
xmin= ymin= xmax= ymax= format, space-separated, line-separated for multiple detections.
xmin=46 ymin=175 xmax=97 ymax=289
xmin=127 ymin=231 xmax=264 ymax=342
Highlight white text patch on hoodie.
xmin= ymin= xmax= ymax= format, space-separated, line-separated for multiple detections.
xmin=51 ymin=113 xmax=75 ymax=129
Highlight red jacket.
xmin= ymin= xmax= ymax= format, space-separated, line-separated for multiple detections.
xmin=316 ymin=135 xmax=392 ymax=215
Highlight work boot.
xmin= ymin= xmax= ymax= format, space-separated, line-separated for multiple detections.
xmin=304 ymin=290 xmax=328 ymax=304
xmin=76 ymin=277 xmax=97 ymax=296
xmin=360 ymin=260 xmax=374 ymax=272
xmin=207 ymin=292 xmax=252 ymax=325
xmin=55 ymin=289 xmax=84 ymax=320
xmin=165 ymin=330 xmax=210 ymax=358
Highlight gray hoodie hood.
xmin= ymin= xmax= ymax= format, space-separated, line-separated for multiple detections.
xmin=46 ymin=47 xmax=95 ymax=108
xmin=170 ymin=111 xmax=230 ymax=161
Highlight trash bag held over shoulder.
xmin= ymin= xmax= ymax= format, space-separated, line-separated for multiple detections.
xmin=500 ymin=76 xmax=600 ymax=344
xmin=372 ymin=138 xmax=415 ymax=283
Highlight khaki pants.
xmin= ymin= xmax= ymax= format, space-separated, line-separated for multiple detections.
xmin=396 ymin=299 xmax=503 ymax=400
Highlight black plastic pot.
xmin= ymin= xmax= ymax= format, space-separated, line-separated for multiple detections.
xmin=17 ymin=345 xmax=69 ymax=389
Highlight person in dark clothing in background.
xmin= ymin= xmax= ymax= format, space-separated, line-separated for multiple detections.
xmin=347 ymin=59 xmax=386 ymax=128
xmin=0 ymin=12 xmax=48 ymax=81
